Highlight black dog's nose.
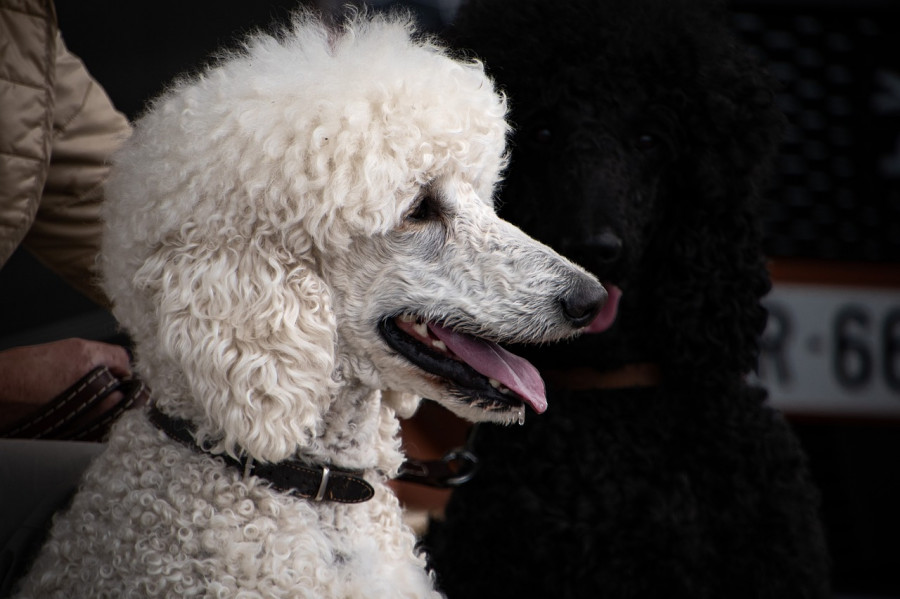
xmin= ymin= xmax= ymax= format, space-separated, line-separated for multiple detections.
xmin=560 ymin=280 xmax=608 ymax=327
xmin=582 ymin=230 xmax=623 ymax=264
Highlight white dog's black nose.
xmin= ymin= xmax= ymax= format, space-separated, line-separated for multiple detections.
xmin=559 ymin=279 xmax=608 ymax=327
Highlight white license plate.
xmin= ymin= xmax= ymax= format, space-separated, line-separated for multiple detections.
xmin=754 ymin=283 xmax=900 ymax=416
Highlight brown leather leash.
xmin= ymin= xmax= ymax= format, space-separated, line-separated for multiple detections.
xmin=0 ymin=366 xmax=150 ymax=442
xmin=0 ymin=363 xmax=659 ymax=490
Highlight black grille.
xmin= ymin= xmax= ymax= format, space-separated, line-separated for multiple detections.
xmin=732 ymin=1 xmax=900 ymax=262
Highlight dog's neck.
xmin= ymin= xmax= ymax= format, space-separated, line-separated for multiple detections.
xmin=152 ymin=383 xmax=405 ymax=479
xmin=148 ymin=382 xmax=404 ymax=498
xmin=305 ymin=383 xmax=406 ymax=476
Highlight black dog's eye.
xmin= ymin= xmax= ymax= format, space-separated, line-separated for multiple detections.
xmin=534 ymin=127 xmax=553 ymax=144
xmin=406 ymin=193 xmax=440 ymax=223
xmin=634 ymin=133 xmax=660 ymax=151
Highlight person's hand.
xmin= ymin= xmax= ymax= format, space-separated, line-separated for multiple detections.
xmin=0 ymin=338 xmax=131 ymax=408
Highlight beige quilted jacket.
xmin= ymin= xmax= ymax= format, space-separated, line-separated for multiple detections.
xmin=0 ymin=0 xmax=131 ymax=307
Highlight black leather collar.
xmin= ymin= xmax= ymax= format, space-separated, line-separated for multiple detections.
xmin=147 ymin=405 xmax=374 ymax=504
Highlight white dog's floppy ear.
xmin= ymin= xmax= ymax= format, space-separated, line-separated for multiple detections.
xmin=144 ymin=239 xmax=337 ymax=463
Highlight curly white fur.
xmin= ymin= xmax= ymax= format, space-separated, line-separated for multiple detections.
xmin=15 ymin=10 xmax=603 ymax=598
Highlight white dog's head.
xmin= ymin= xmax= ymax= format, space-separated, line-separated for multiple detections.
xmin=101 ymin=11 xmax=608 ymax=463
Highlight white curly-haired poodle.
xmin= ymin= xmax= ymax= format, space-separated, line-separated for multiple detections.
xmin=14 ymin=10 xmax=608 ymax=598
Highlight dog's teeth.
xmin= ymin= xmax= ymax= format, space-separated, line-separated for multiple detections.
xmin=399 ymin=314 xmax=415 ymax=323
xmin=517 ymin=408 xmax=526 ymax=426
xmin=488 ymin=378 xmax=511 ymax=394
xmin=413 ymin=321 xmax=428 ymax=338
xmin=432 ymin=340 xmax=448 ymax=352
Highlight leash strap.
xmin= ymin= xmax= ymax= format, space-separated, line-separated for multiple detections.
xmin=396 ymin=450 xmax=479 ymax=488
xmin=0 ymin=366 xmax=149 ymax=441
xmin=396 ymin=425 xmax=480 ymax=488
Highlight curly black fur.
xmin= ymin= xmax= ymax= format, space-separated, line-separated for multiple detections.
xmin=423 ymin=0 xmax=830 ymax=596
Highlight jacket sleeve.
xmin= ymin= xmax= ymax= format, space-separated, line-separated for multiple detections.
xmin=22 ymin=32 xmax=132 ymax=309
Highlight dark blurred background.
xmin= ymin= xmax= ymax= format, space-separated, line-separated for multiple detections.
xmin=1 ymin=1 xmax=898 ymax=596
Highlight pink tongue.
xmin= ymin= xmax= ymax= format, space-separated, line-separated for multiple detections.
xmin=428 ymin=324 xmax=547 ymax=414
xmin=583 ymin=284 xmax=622 ymax=333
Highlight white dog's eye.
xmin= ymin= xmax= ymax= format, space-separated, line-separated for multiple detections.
xmin=406 ymin=193 xmax=441 ymax=223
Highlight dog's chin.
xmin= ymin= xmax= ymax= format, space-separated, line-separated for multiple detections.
xmin=438 ymin=394 xmax=528 ymax=426
xmin=377 ymin=316 xmax=542 ymax=420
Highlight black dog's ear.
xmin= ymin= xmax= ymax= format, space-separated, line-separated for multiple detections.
xmin=649 ymin=35 xmax=784 ymax=384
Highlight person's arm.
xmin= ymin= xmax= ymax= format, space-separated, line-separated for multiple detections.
xmin=22 ymin=33 xmax=132 ymax=308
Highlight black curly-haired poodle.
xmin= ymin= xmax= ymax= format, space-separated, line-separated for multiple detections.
xmin=422 ymin=0 xmax=831 ymax=596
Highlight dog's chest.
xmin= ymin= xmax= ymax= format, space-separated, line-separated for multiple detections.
xmin=24 ymin=413 xmax=437 ymax=597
